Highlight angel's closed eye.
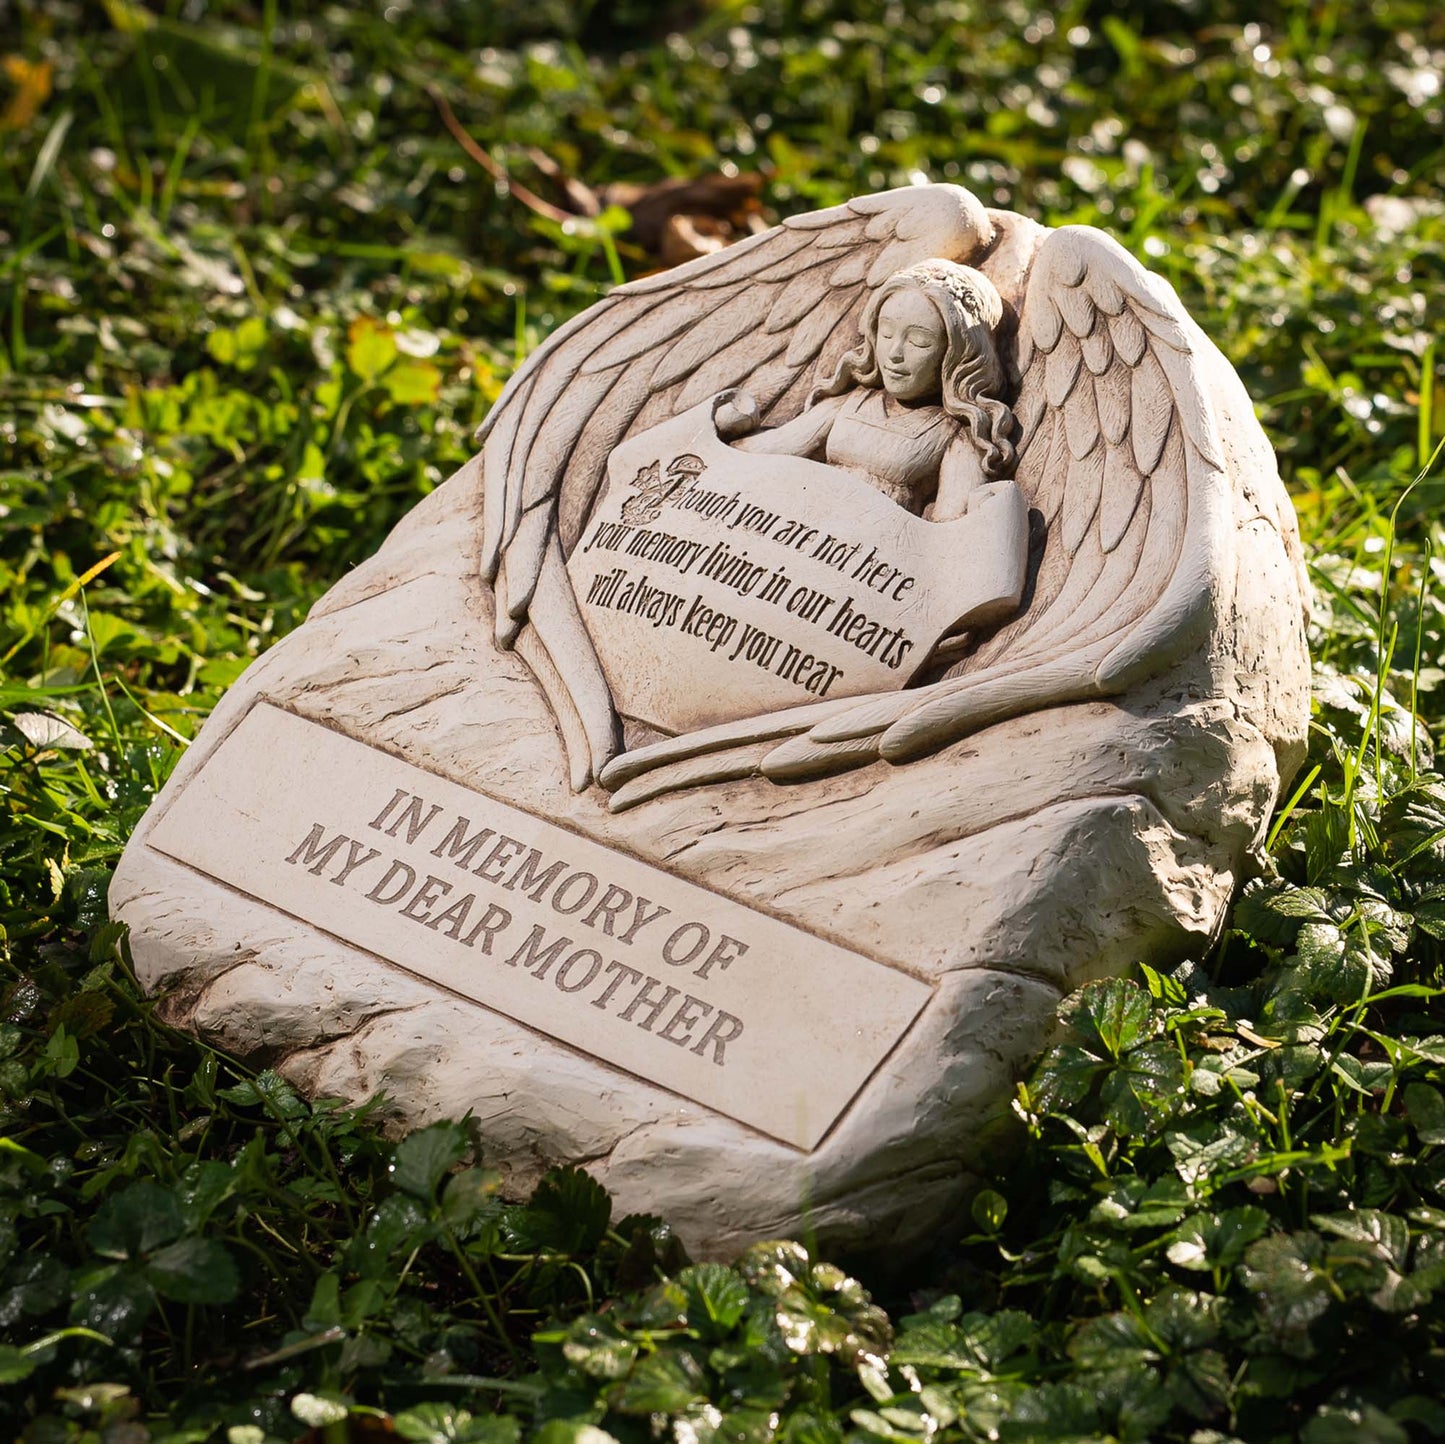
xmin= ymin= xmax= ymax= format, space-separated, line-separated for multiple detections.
xmin=879 ymin=324 xmax=939 ymax=348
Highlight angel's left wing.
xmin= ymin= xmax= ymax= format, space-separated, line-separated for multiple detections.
xmin=477 ymin=184 xmax=996 ymax=789
xmin=600 ymin=224 xmax=1234 ymax=808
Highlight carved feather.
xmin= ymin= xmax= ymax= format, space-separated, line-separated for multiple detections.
xmin=1061 ymin=440 xmax=1106 ymax=554
xmin=1031 ymin=295 xmax=1065 ymax=354
xmin=652 ymin=288 xmax=775 ymax=390
xmin=767 ymin=266 xmax=836 ymax=333
xmin=523 ymin=365 xmax=625 ymax=509
xmin=1064 ymin=379 xmax=1101 ymax=461
xmin=1056 ymin=282 xmax=1097 ymax=339
xmin=581 ymin=290 xmax=717 ymax=375
xmin=1130 ymin=349 xmax=1174 ymax=475
xmin=1099 ymin=444 xmax=1147 ymax=553
xmin=676 ymin=327 xmax=790 ymax=411
xmin=619 ymin=223 xmax=791 ymax=295
xmin=751 ymin=245 xmax=842 ymax=286
xmin=1094 ymin=363 xmax=1132 ymax=446
xmin=558 ymin=365 xmax=660 ymax=551
xmin=1014 ymin=383 xmax=1049 ymax=454
xmin=825 ymin=247 xmax=876 ymax=288
xmin=785 ymin=286 xmax=858 ymax=368
xmin=1081 ymin=326 xmax=1114 ymax=376
xmin=1109 ymin=307 xmax=1149 ymax=367
xmin=1045 ymin=341 xmax=1082 ymax=408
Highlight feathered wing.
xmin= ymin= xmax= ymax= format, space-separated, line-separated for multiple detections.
xmin=477 ymin=184 xmax=996 ymax=789
xmin=600 ymin=224 xmax=1234 ymax=809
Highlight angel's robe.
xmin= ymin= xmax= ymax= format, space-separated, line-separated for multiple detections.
xmin=825 ymin=390 xmax=958 ymax=512
xmin=737 ymin=387 xmax=983 ymax=517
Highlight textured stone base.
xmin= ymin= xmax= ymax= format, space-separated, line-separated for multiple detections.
xmin=111 ymin=362 xmax=1308 ymax=1256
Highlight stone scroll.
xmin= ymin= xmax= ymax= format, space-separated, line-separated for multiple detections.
xmin=568 ymin=403 xmax=1028 ymax=730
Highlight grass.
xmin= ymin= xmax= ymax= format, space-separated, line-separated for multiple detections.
xmin=2 ymin=0 xmax=1445 ymax=1439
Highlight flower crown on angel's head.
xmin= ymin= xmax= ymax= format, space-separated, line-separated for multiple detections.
xmin=883 ymin=259 xmax=1004 ymax=331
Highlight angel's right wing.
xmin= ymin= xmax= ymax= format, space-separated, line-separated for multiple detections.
xmin=476 ymin=184 xmax=997 ymax=788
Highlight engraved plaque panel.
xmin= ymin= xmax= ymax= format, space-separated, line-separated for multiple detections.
xmin=147 ymin=704 xmax=933 ymax=1149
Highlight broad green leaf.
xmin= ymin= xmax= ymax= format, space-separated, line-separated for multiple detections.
xmin=0 ymin=1252 xmax=68 ymax=1321
xmin=305 ymin=1271 xmax=341 ymax=1330
xmin=970 ymin=1188 xmax=1008 ymax=1233
xmin=1302 ymin=1403 xmax=1408 ymax=1444
xmin=89 ymin=1179 xmax=183 ymax=1260
xmin=1168 ymin=1347 xmax=1232 ymax=1419
xmin=1059 ymin=978 xmax=1153 ymax=1059
xmin=347 ymin=1194 xmax=431 ymax=1277
xmin=779 ymin=1411 xmax=845 ymax=1444
xmin=383 ymin=359 xmax=442 ymax=406
xmin=146 ymin=1237 xmax=240 ymax=1304
xmin=1032 ymin=1042 xmax=1104 ymax=1109
xmin=1099 ymin=1038 xmax=1185 ymax=1134
xmin=442 ymin=1166 xmax=503 ymax=1227
xmin=215 ymin=1069 xmax=307 ymax=1119
xmin=42 ymin=1023 xmax=79 ymax=1078
xmin=1404 ymin=1082 xmax=1445 ymax=1144
xmin=1240 ymin=1232 xmax=1332 ymax=1347
xmin=70 ymin=1266 xmax=156 ymax=1341
xmin=393 ymin=1403 xmax=520 ymax=1443
xmin=680 ymin=1262 xmax=749 ymax=1338
xmin=1167 ymin=1126 xmax=1255 ymax=1191
xmin=173 ymin=1160 xmax=236 ymax=1231
xmin=773 ymin=1267 xmax=892 ymax=1363
xmin=391 ymin=1119 xmax=470 ymax=1201
xmin=0 ymin=1344 xmax=35 ymax=1384
xmin=561 ymin=1314 xmax=639 ymax=1380
xmin=505 ymin=1166 xmax=611 ymax=1254
xmin=1068 ymin=1311 xmax=1155 ymax=1370
xmin=602 ymin=1347 xmax=707 ymax=1414
xmin=341 ymin=1278 xmax=384 ymax=1330
xmin=1145 ymin=1285 xmax=1220 ymax=1350
xmin=1233 ymin=880 xmax=1331 ymax=945
xmin=1292 ymin=919 xmax=1346 ymax=982
xmin=1330 ymin=1053 xmax=1394 ymax=1095
xmin=893 ymin=1307 xmax=1035 ymax=1375
xmin=1165 ymin=1207 xmax=1270 ymax=1272
xmin=1313 ymin=1209 xmax=1410 ymax=1269
xmin=346 ymin=316 xmax=397 ymax=380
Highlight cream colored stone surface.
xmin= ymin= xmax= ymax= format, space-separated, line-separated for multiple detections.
xmin=111 ymin=187 xmax=1310 ymax=1257
xmin=146 ymin=703 xmax=931 ymax=1150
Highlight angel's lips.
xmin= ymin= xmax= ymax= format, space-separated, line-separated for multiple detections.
xmin=881 ymin=365 xmax=933 ymax=399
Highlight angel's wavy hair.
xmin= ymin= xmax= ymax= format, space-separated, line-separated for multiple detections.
xmin=811 ymin=260 xmax=1017 ymax=480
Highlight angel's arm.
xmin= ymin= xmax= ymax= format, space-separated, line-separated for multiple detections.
xmin=930 ymin=430 xmax=987 ymax=521
xmin=730 ymin=392 xmax=848 ymax=458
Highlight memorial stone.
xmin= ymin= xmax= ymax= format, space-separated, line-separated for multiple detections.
xmin=111 ymin=185 xmax=1311 ymax=1257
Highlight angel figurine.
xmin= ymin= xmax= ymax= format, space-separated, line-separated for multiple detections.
xmin=478 ymin=184 xmax=1292 ymax=805
xmin=718 ymin=259 xmax=1016 ymax=522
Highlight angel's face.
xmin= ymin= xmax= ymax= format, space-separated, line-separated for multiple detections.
xmin=875 ymin=289 xmax=948 ymax=402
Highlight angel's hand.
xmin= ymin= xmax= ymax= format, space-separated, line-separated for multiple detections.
xmin=712 ymin=388 xmax=761 ymax=441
